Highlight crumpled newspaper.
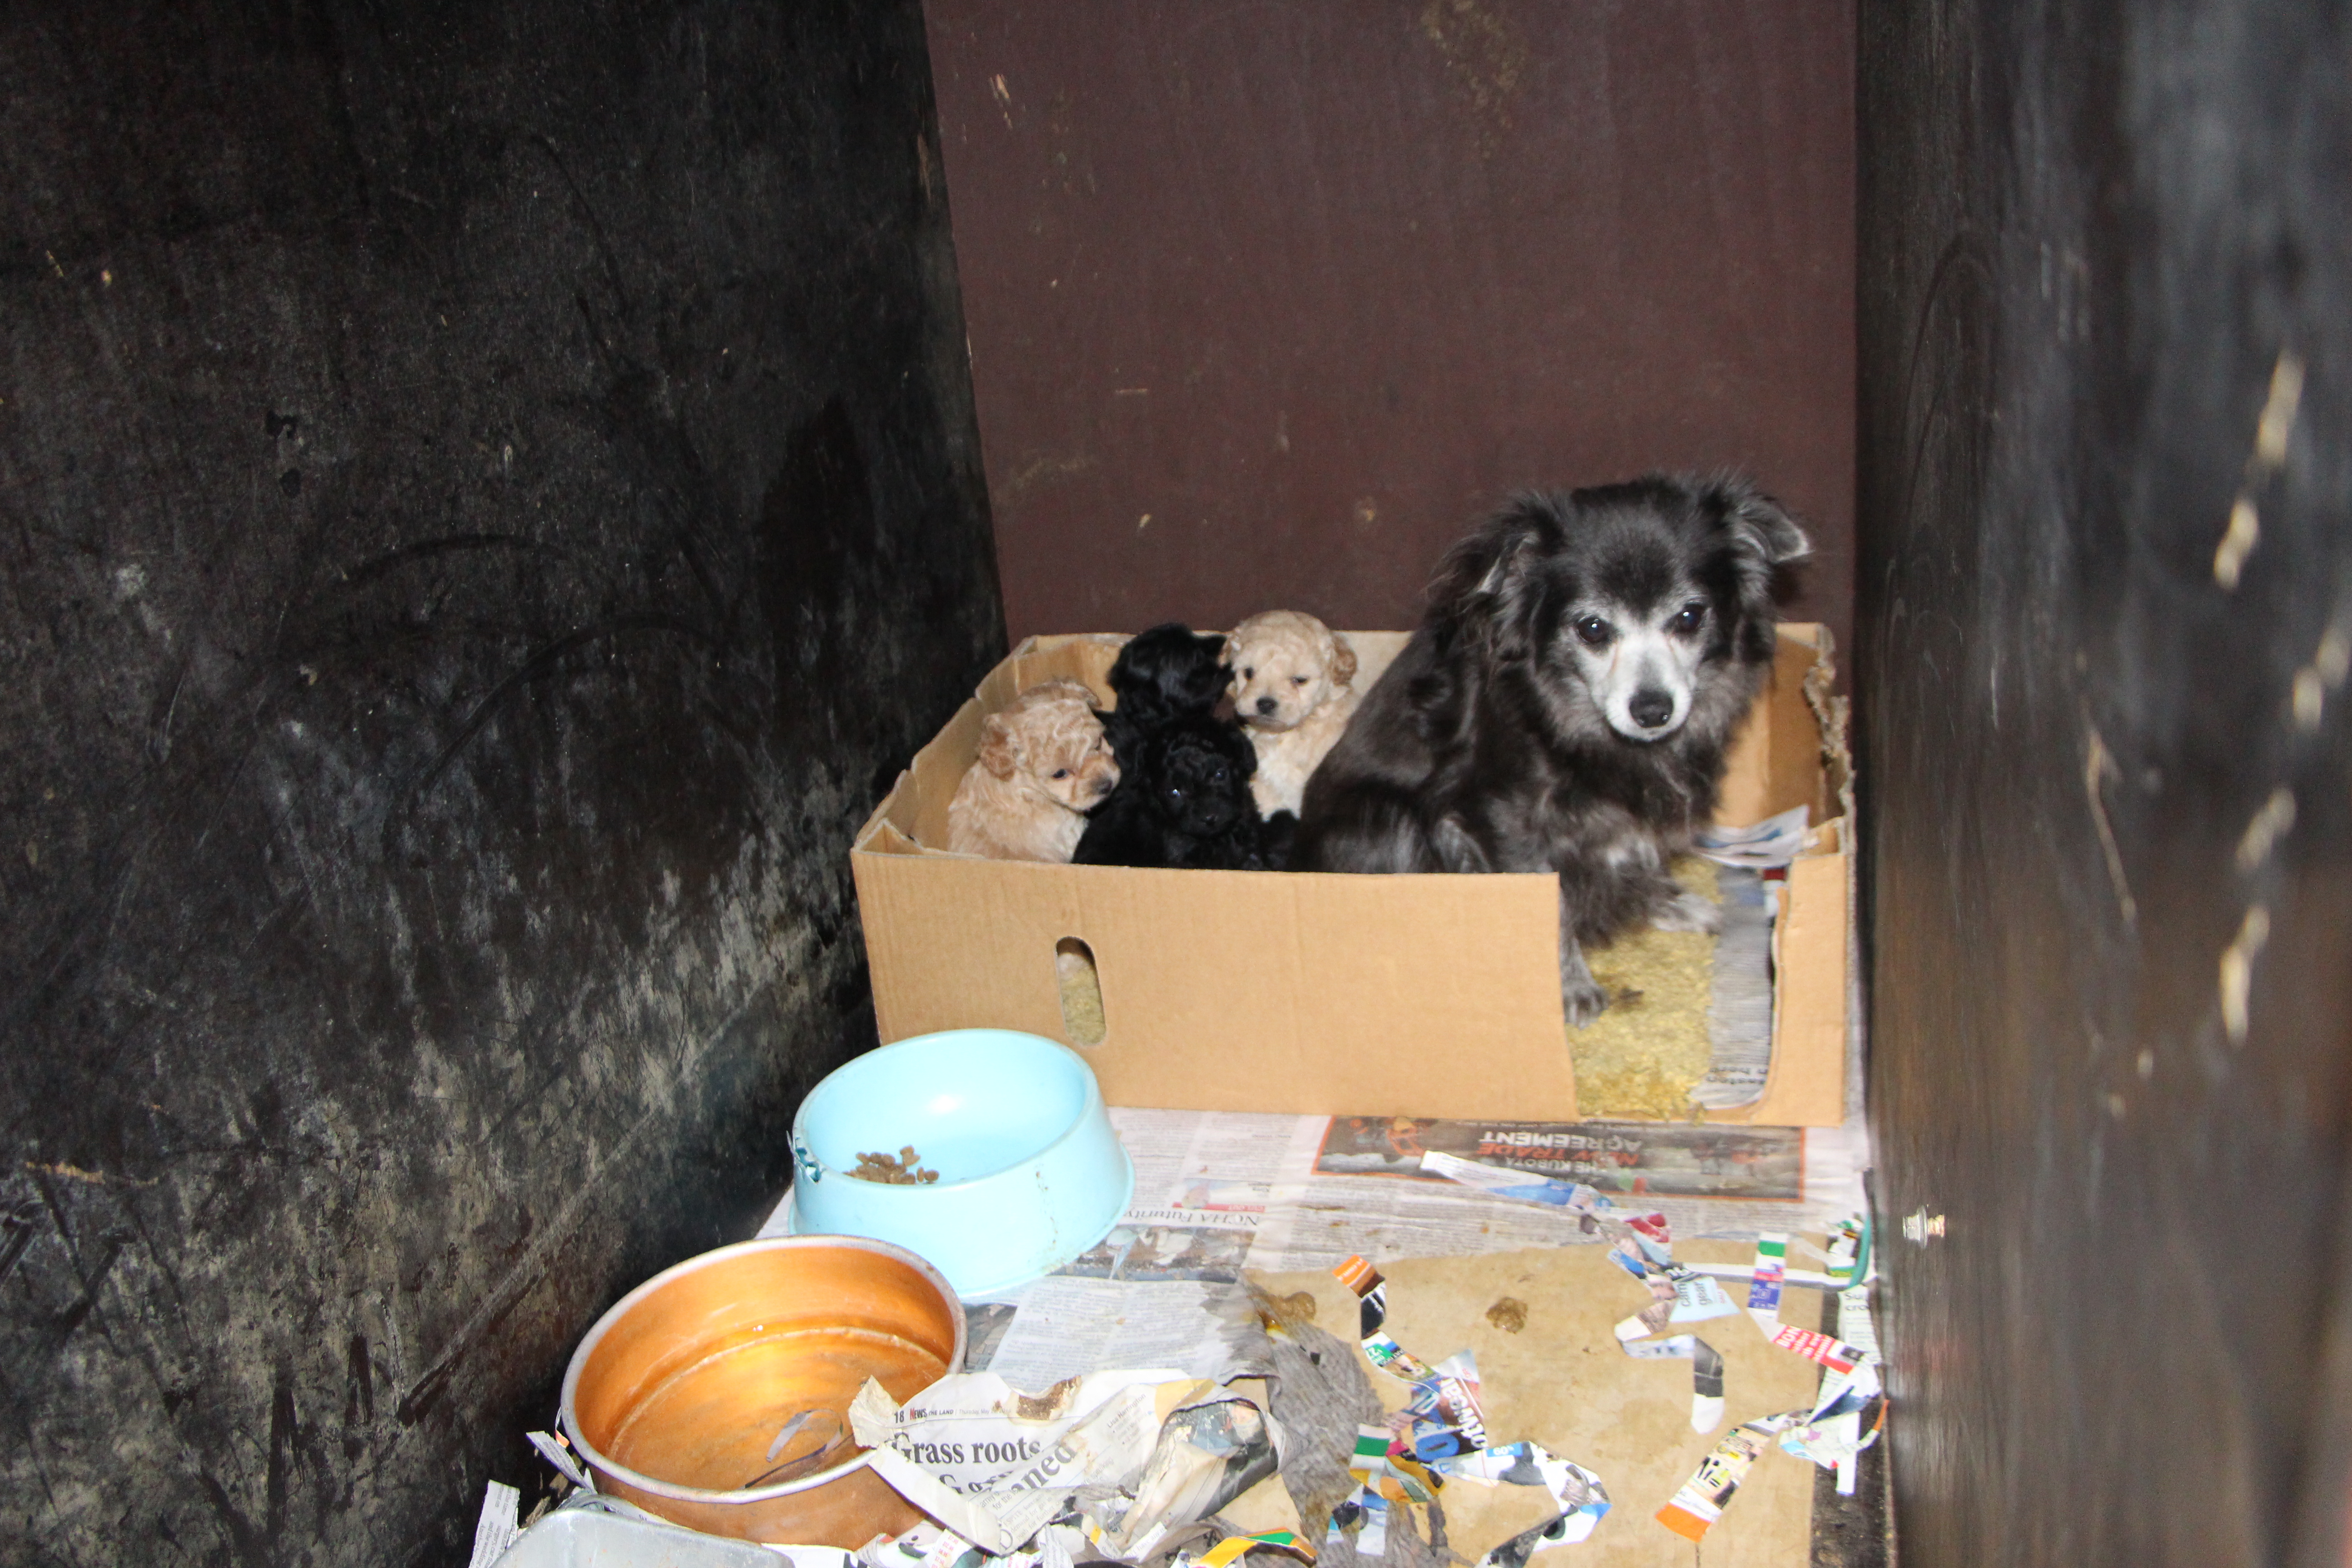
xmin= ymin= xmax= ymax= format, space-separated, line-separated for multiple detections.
xmin=848 ymin=1370 xmax=1303 ymax=1563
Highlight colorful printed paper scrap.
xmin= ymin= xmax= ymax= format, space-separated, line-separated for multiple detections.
xmin=1654 ymin=1414 xmax=1803 ymax=1542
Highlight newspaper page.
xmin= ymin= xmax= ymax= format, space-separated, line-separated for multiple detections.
xmin=1247 ymin=1114 xmax=1868 ymax=1273
xmin=968 ymin=1110 xmax=1324 ymax=1386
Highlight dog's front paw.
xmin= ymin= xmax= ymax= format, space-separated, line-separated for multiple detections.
xmin=1652 ymin=888 xmax=1725 ymax=935
xmin=1562 ymin=975 xmax=1610 ymax=1029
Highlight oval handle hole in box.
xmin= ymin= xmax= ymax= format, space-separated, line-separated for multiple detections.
xmin=1055 ymin=937 xmax=1107 ymax=1046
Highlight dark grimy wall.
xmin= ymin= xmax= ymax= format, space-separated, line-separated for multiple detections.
xmin=1857 ymin=4 xmax=2350 ymax=1565
xmin=0 ymin=4 xmax=1000 ymax=1563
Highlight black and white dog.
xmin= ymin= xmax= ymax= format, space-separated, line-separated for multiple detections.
xmin=1291 ymin=473 xmax=1808 ymax=1025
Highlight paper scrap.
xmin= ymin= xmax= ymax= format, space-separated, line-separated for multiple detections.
xmin=849 ymin=1370 xmax=1186 ymax=1554
xmin=1195 ymin=1530 xmax=1314 ymax=1568
xmin=1688 ymin=864 xmax=1779 ymax=1108
xmin=1780 ymin=1405 xmax=1882 ymax=1481
xmin=1823 ymin=1215 xmax=1870 ymax=1290
xmin=1746 ymin=1232 xmax=1787 ymax=1324
xmin=1329 ymin=1257 xmax=1608 ymax=1563
xmin=850 ymin=1371 xmax=1286 ymax=1562
xmin=1428 ymin=1155 xmax=1742 ymax=1431
xmin=1619 ymin=1335 xmax=1726 ymax=1433
xmin=1430 ymin=1443 xmax=1611 ymax=1564
xmin=1333 ymin=1254 xmax=1439 ymax=1382
xmin=1838 ymin=1282 xmax=1880 ymax=1360
xmin=1399 ymin=1349 xmax=1489 ymax=1460
xmin=1767 ymin=1324 xmax=1867 ymax=1374
xmin=526 ymin=1429 xmax=592 ymax=1492
xmin=1100 ymin=1388 xmax=1287 ymax=1560
xmin=1329 ymin=1490 xmax=1389 ymax=1558
xmin=1349 ymin=1424 xmax=1442 ymax=1506
xmin=1654 ymin=1414 xmax=1804 ymax=1543
xmin=858 ymin=1522 xmax=990 ymax=1568
xmin=466 ymin=1480 xmax=519 ymax=1568
xmin=1694 ymin=804 xmax=1811 ymax=868
xmin=1613 ymin=1263 xmax=1736 ymax=1340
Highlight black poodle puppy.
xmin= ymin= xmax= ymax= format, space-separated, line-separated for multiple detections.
xmin=1099 ymin=622 xmax=1230 ymax=772
xmin=1075 ymin=714 xmax=1290 ymax=870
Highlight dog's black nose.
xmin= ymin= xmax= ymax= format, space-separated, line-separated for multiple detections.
xmin=1255 ymin=696 xmax=1278 ymax=715
xmin=1629 ymin=688 xmax=1675 ymax=729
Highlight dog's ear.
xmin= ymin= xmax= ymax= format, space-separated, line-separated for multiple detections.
xmin=1707 ymin=473 xmax=1810 ymax=575
xmin=1328 ymin=629 xmax=1358 ymax=687
xmin=1430 ymin=496 xmax=1558 ymax=661
xmin=977 ymin=713 xmax=1022 ymax=779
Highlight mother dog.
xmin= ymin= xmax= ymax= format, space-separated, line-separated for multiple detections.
xmin=1291 ymin=473 xmax=1807 ymax=1026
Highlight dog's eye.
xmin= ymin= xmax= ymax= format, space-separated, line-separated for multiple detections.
xmin=1242 ymin=667 xmax=1254 ymax=681
xmin=1051 ymin=768 xmax=1070 ymax=779
xmin=1574 ymin=616 xmax=1614 ymax=647
xmin=1671 ymin=601 xmax=1708 ymax=635
xmin=1292 ymin=675 xmax=1310 ymax=685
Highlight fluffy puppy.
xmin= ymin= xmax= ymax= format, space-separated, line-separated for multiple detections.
xmin=1074 ymin=714 xmax=1282 ymax=870
xmin=947 ymin=679 xmax=1120 ymax=862
xmin=1100 ymin=622 xmax=1230 ymax=771
xmin=1292 ymin=472 xmax=1808 ymax=1026
xmin=1225 ymin=610 xmax=1362 ymax=815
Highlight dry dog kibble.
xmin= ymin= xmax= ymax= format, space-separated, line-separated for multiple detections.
xmin=850 ymin=1146 xmax=941 ymax=1185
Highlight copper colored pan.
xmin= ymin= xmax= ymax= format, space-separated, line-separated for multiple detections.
xmin=560 ymin=1235 xmax=965 ymax=1547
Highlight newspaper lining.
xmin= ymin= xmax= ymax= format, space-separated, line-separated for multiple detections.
xmin=762 ymin=1107 xmax=1866 ymax=1388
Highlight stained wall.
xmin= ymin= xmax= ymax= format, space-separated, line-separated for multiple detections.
xmin=0 ymin=4 xmax=1000 ymax=1561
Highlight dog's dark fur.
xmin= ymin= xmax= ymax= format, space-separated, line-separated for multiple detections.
xmin=1099 ymin=623 xmax=1230 ymax=772
xmin=1075 ymin=714 xmax=1283 ymax=870
xmin=1292 ymin=472 xmax=1808 ymax=1024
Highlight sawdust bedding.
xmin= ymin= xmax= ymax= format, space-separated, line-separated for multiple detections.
xmin=1054 ymin=856 xmax=1738 ymax=1120
xmin=1566 ymin=856 xmax=1724 ymax=1119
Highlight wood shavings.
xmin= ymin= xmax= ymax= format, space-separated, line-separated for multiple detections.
xmin=1567 ymin=857 xmax=1724 ymax=1119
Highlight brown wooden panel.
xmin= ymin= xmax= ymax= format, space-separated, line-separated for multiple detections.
xmin=924 ymin=0 xmax=1856 ymax=653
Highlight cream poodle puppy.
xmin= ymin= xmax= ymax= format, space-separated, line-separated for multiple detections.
xmin=1225 ymin=610 xmax=1360 ymax=815
xmin=948 ymin=679 xmax=1120 ymax=861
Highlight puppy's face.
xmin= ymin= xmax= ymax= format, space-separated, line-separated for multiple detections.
xmin=1110 ymin=623 xmax=1230 ymax=725
xmin=1145 ymin=722 xmax=1253 ymax=838
xmin=1226 ymin=613 xmax=1355 ymax=731
xmin=980 ymin=686 xmax=1121 ymax=810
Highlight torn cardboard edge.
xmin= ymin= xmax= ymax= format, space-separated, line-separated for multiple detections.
xmin=851 ymin=627 xmax=1849 ymax=1127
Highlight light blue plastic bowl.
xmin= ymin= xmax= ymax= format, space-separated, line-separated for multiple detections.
xmin=787 ymin=1029 xmax=1134 ymax=1299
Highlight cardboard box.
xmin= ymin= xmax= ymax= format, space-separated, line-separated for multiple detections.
xmin=851 ymin=627 xmax=1851 ymax=1125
